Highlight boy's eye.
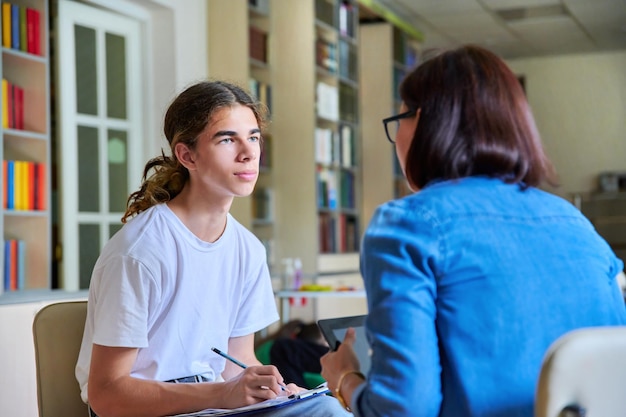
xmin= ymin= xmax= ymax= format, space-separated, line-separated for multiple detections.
xmin=219 ymin=137 xmax=234 ymax=144
xmin=249 ymin=136 xmax=260 ymax=142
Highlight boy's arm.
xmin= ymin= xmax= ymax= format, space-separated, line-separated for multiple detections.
xmin=88 ymin=343 xmax=282 ymax=417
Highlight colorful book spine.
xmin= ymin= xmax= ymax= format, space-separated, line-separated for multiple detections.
xmin=10 ymin=3 xmax=19 ymax=49
xmin=1 ymin=2 xmax=11 ymax=48
xmin=1 ymin=78 xmax=8 ymax=128
xmin=2 ymin=160 xmax=47 ymax=210
xmin=3 ymin=239 xmax=26 ymax=291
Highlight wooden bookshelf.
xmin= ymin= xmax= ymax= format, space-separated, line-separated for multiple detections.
xmin=270 ymin=0 xmax=361 ymax=275
xmin=0 ymin=0 xmax=51 ymax=296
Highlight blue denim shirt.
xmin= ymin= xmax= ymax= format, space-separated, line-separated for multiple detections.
xmin=352 ymin=176 xmax=626 ymax=417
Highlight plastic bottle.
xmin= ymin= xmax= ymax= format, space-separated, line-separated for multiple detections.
xmin=281 ymin=258 xmax=294 ymax=290
xmin=293 ymin=258 xmax=303 ymax=290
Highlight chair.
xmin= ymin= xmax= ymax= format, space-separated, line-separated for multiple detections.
xmin=535 ymin=326 xmax=626 ymax=417
xmin=33 ymin=301 xmax=89 ymax=417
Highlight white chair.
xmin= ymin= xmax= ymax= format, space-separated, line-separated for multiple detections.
xmin=535 ymin=326 xmax=626 ymax=417
xmin=33 ymin=301 xmax=89 ymax=417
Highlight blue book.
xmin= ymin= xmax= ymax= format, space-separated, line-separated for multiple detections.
xmin=17 ymin=239 xmax=25 ymax=290
xmin=4 ymin=240 xmax=10 ymax=291
xmin=11 ymin=4 xmax=19 ymax=50
xmin=7 ymin=160 xmax=14 ymax=209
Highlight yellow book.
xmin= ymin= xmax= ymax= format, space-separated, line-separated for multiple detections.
xmin=1 ymin=2 xmax=11 ymax=48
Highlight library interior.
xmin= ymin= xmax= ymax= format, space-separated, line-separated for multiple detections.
xmin=1 ymin=0 xmax=626 ymax=416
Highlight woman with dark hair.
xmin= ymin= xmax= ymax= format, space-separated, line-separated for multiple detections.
xmin=321 ymin=45 xmax=626 ymax=417
xmin=76 ymin=80 xmax=349 ymax=417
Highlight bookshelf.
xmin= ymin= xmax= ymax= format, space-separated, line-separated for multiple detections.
xmin=391 ymin=25 xmax=419 ymax=199
xmin=0 ymin=0 xmax=51 ymax=296
xmin=313 ymin=0 xmax=360 ymax=256
xmin=248 ymin=0 xmax=275 ymax=270
xmin=207 ymin=0 xmax=361 ymax=277
xmin=270 ymin=0 xmax=361 ymax=276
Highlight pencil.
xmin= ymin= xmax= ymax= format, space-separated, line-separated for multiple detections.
xmin=210 ymin=346 xmax=287 ymax=392
xmin=211 ymin=347 xmax=248 ymax=369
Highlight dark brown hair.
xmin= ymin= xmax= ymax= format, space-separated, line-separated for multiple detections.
xmin=399 ymin=45 xmax=556 ymax=189
xmin=122 ymin=80 xmax=267 ymax=222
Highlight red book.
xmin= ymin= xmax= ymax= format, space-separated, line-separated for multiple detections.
xmin=7 ymin=81 xmax=13 ymax=129
xmin=27 ymin=161 xmax=35 ymax=210
xmin=32 ymin=8 xmax=40 ymax=55
xmin=36 ymin=162 xmax=46 ymax=210
xmin=10 ymin=239 xmax=18 ymax=291
xmin=26 ymin=7 xmax=35 ymax=54
xmin=14 ymin=85 xmax=23 ymax=129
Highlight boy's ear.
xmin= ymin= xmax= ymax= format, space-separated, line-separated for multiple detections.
xmin=174 ymin=142 xmax=196 ymax=170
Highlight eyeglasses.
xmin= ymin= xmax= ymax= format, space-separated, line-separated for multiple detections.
xmin=382 ymin=108 xmax=417 ymax=144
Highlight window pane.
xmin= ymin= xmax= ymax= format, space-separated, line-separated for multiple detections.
xmin=79 ymin=224 xmax=100 ymax=289
xmin=108 ymin=129 xmax=128 ymax=212
xmin=78 ymin=126 xmax=100 ymax=212
xmin=106 ymin=33 xmax=127 ymax=119
xmin=74 ymin=25 xmax=98 ymax=115
xmin=109 ymin=223 xmax=123 ymax=239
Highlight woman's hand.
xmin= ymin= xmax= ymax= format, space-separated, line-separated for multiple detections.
xmin=221 ymin=365 xmax=292 ymax=408
xmin=320 ymin=327 xmax=362 ymax=393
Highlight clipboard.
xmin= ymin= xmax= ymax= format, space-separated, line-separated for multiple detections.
xmin=169 ymin=385 xmax=330 ymax=416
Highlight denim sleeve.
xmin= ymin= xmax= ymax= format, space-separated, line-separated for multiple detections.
xmin=352 ymin=202 xmax=443 ymax=417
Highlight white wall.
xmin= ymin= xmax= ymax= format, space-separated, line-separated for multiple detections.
xmin=508 ymin=51 xmax=626 ymax=199
xmin=0 ymin=2 xmax=208 ymax=416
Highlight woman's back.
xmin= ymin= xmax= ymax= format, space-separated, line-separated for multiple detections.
xmin=361 ymin=176 xmax=626 ymax=417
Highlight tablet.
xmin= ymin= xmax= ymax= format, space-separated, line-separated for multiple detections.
xmin=317 ymin=314 xmax=371 ymax=374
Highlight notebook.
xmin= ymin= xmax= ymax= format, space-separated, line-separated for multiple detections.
xmin=169 ymin=384 xmax=329 ymax=416
xmin=317 ymin=314 xmax=371 ymax=374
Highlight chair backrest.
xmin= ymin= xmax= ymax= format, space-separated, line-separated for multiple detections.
xmin=33 ymin=301 xmax=88 ymax=417
xmin=535 ymin=326 xmax=626 ymax=417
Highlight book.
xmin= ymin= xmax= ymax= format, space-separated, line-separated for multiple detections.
xmin=10 ymin=3 xmax=19 ymax=49
xmin=19 ymin=4 xmax=26 ymax=52
xmin=17 ymin=239 xmax=25 ymax=290
xmin=1 ymin=2 xmax=11 ymax=48
xmin=2 ymin=160 xmax=7 ymax=209
xmin=26 ymin=7 xmax=35 ymax=53
xmin=6 ymin=160 xmax=14 ymax=209
xmin=169 ymin=385 xmax=329 ymax=416
xmin=3 ymin=240 xmax=10 ymax=290
xmin=1 ymin=78 xmax=8 ymax=128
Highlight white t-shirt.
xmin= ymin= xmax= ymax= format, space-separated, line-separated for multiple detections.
xmin=76 ymin=204 xmax=279 ymax=403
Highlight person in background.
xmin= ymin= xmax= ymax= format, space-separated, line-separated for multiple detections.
xmin=320 ymin=45 xmax=626 ymax=417
xmin=256 ymin=320 xmax=329 ymax=388
xmin=75 ymin=80 xmax=349 ymax=417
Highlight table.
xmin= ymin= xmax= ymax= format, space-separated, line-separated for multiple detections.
xmin=274 ymin=289 xmax=366 ymax=323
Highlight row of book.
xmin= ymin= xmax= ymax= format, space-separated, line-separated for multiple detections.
xmin=259 ymin=132 xmax=271 ymax=169
xmin=3 ymin=239 xmax=25 ymax=291
xmin=249 ymin=25 xmax=268 ymax=63
xmin=1 ymin=2 xmax=42 ymax=55
xmin=338 ymin=1 xmax=356 ymax=38
xmin=1 ymin=78 xmax=25 ymax=129
xmin=318 ymin=212 xmax=359 ymax=253
xmin=316 ymin=38 xmax=337 ymax=74
xmin=317 ymin=166 xmax=357 ymax=211
xmin=249 ymin=78 xmax=272 ymax=116
xmin=316 ymin=82 xmax=339 ymax=121
xmin=314 ymin=125 xmax=356 ymax=168
xmin=2 ymin=160 xmax=47 ymax=210
xmin=252 ymin=187 xmax=273 ymax=222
